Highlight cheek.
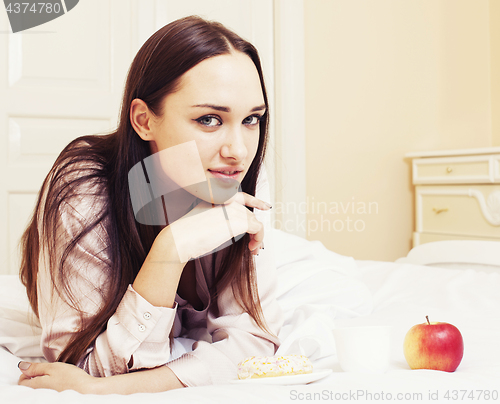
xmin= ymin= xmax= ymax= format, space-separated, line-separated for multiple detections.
xmin=196 ymin=142 xmax=217 ymax=170
xmin=156 ymin=141 xmax=206 ymax=187
xmin=154 ymin=119 xmax=195 ymax=151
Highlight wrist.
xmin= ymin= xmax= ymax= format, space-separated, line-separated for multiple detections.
xmin=153 ymin=225 xmax=184 ymax=265
xmin=132 ymin=226 xmax=186 ymax=308
xmin=87 ymin=375 xmax=107 ymax=395
xmin=86 ymin=366 xmax=185 ymax=395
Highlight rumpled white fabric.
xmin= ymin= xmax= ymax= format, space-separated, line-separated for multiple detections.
xmin=271 ymin=228 xmax=372 ymax=367
xmin=0 ymin=276 xmax=42 ymax=360
xmin=0 ymin=228 xmax=372 ymax=379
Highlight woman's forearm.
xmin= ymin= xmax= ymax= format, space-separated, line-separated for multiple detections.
xmin=92 ymin=365 xmax=185 ymax=394
xmin=17 ymin=361 xmax=185 ymax=395
xmin=132 ymin=226 xmax=185 ymax=308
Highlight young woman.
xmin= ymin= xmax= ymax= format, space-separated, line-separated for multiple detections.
xmin=17 ymin=15 xmax=283 ymax=394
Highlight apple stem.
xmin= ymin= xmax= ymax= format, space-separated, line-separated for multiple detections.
xmin=426 ymin=315 xmax=430 ymax=325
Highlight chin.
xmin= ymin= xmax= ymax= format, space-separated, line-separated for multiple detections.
xmin=183 ymin=177 xmax=242 ymax=205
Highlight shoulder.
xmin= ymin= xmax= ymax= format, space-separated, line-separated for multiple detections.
xmin=50 ymin=136 xmax=109 ymax=194
xmin=51 ymin=137 xmax=108 ymax=187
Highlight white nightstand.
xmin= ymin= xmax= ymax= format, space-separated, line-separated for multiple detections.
xmin=405 ymin=147 xmax=500 ymax=247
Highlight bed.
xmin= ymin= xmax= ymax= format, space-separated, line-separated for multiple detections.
xmin=1 ymin=229 xmax=499 ymax=403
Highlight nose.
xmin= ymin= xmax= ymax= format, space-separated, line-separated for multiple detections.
xmin=220 ymin=125 xmax=247 ymax=161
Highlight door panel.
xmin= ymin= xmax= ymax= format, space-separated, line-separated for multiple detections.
xmin=0 ymin=0 xmax=133 ymax=274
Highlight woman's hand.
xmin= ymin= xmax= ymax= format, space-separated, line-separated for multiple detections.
xmin=17 ymin=361 xmax=185 ymax=395
xmin=18 ymin=361 xmax=99 ymax=394
xmin=168 ymin=192 xmax=271 ymax=263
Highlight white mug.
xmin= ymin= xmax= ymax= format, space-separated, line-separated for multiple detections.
xmin=332 ymin=325 xmax=393 ymax=373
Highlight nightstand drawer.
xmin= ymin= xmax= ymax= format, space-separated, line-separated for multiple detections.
xmin=413 ymin=155 xmax=499 ymax=184
xmin=416 ymin=185 xmax=500 ymax=238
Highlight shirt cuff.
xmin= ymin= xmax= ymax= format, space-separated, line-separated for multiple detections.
xmin=104 ymin=285 xmax=178 ymax=371
xmin=115 ymin=285 xmax=178 ymax=343
xmin=166 ymin=340 xmax=242 ymax=386
xmin=166 ymin=350 xmax=212 ymax=387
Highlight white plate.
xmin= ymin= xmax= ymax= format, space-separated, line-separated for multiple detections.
xmin=229 ymin=369 xmax=333 ymax=385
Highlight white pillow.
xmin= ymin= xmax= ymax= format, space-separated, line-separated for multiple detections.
xmin=271 ymin=228 xmax=373 ymax=318
xmin=395 ymin=240 xmax=500 ymax=272
xmin=0 ymin=275 xmax=43 ymax=359
xmin=271 ymin=227 xmax=358 ymax=270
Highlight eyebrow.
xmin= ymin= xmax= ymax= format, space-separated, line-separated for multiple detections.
xmin=192 ymin=104 xmax=266 ymax=113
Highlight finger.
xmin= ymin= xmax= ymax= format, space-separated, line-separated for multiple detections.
xmin=249 ymin=236 xmax=264 ymax=253
xmin=222 ymin=197 xmax=267 ymax=253
xmin=18 ymin=373 xmax=31 ymax=383
xmin=18 ymin=374 xmax=50 ymax=389
xmin=247 ymin=222 xmax=265 ymax=253
xmin=232 ymin=192 xmax=272 ymax=211
xmin=249 ymin=236 xmax=260 ymax=255
xmin=18 ymin=361 xmax=49 ymax=378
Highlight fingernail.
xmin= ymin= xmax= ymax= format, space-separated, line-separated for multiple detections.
xmin=18 ymin=361 xmax=31 ymax=370
xmin=264 ymin=202 xmax=272 ymax=209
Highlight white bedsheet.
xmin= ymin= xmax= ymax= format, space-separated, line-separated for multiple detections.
xmin=0 ymin=230 xmax=499 ymax=403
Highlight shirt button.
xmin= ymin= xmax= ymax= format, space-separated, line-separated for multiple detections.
xmin=143 ymin=312 xmax=151 ymax=320
xmin=138 ymin=324 xmax=146 ymax=332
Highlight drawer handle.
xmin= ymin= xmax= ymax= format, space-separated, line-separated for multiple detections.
xmin=432 ymin=207 xmax=449 ymax=214
xmin=446 ymin=166 xmax=453 ymax=173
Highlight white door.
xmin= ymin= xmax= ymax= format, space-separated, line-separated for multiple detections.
xmin=0 ymin=0 xmax=278 ymax=275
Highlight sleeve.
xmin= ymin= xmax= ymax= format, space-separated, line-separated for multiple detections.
xmin=36 ymin=180 xmax=177 ymax=377
xmin=166 ymin=165 xmax=284 ymax=386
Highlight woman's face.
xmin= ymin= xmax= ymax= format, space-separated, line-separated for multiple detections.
xmin=145 ymin=51 xmax=265 ymax=204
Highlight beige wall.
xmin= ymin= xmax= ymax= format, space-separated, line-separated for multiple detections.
xmin=491 ymin=0 xmax=500 ymax=147
xmin=304 ymin=0 xmax=495 ymax=261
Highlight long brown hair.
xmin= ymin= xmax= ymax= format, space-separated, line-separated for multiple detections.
xmin=19 ymin=15 xmax=273 ymax=366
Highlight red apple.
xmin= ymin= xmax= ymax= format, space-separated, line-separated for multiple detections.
xmin=403 ymin=316 xmax=464 ymax=372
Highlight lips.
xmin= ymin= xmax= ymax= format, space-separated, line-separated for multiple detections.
xmin=208 ymin=169 xmax=241 ymax=180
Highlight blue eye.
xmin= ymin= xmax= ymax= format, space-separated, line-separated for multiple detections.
xmin=196 ymin=115 xmax=222 ymax=127
xmin=243 ymin=115 xmax=262 ymax=126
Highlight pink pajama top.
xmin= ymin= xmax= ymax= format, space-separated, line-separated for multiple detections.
xmin=36 ymin=163 xmax=283 ymax=387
